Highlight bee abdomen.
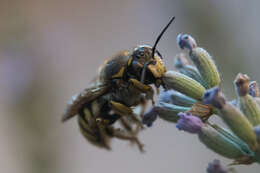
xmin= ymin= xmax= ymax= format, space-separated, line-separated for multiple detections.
xmin=78 ymin=106 xmax=110 ymax=149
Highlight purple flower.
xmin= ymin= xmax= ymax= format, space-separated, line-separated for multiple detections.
xmin=176 ymin=112 xmax=203 ymax=134
xmin=249 ymin=81 xmax=259 ymax=97
xmin=202 ymin=87 xmax=226 ymax=109
xmin=142 ymin=107 xmax=159 ymax=127
xmin=177 ymin=34 xmax=197 ymax=51
xmin=206 ymin=159 xmax=228 ymax=173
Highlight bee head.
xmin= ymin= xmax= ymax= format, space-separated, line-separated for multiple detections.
xmin=130 ymin=45 xmax=165 ymax=86
xmin=129 ymin=17 xmax=175 ymax=87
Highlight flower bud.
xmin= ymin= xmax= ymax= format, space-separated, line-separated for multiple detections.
xmin=249 ymin=81 xmax=259 ymax=97
xmin=235 ymin=74 xmax=260 ymax=126
xmin=254 ymin=125 xmax=260 ymax=143
xmin=159 ymin=90 xmax=196 ymax=107
xmin=220 ymin=104 xmax=258 ymax=151
xmin=254 ymin=97 xmax=260 ymax=107
xmin=177 ymin=33 xmax=197 ymax=51
xmin=163 ymin=71 xmax=206 ymax=100
xmin=234 ymin=73 xmax=250 ymax=97
xmin=142 ymin=107 xmax=159 ymax=127
xmin=211 ymin=124 xmax=254 ymax=157
xmin=174 ymin=53 xmax=207 ymax=87
xmin=203 ymin=87 xmax=226 ymax=109
xmin=157 ymin=102 xmax=190 ymax=123
xmin=203 ymin=87 xmax=258 ymax=150
xmin=173 ymin=53 xmax=190 ymax=68
xmin=176 ymin=112 xmax=203 ymax=133
xmin=199 ymin=125 xmax=246 ymax=159
xmin=190 ymin=47 xmax=221 ymax=88
xmin=206 ymin=159 xmax=229 ymax=173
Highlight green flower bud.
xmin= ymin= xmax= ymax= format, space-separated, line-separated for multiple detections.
xmin=190 ymin=47 xmax=221 ymax=88
xmin=235 ymin=73 xmax=260 ymax=126
xmin=253 ymin=125 xmax=260 ymax=162
xmin=220 ymin=103 xmax=258 ymax=151
xmin=159 ymin=90 xmax=197 ymax=107
xmin=254 ymin=97 xmax=260 ymax=107
xmin=174 ymin=53 xmax=190 ymax=68
xmin=174 ymin=53 xmax=207 ymax=87
xmin=210 ymin=124 xmax=254 ymax=157
xmin=203 ymin=87 xmax=259 ymax=151
xmin=156 ymin=102 xmax=190 ymax=123
xmin=162 ymin=71 xmax=206 ymax=100
xmin=198 ymin=125 xmax=246 ymax=159
xmin=249 ymin=81 xmax=259 ymax=97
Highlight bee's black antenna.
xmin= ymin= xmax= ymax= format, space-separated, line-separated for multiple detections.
xmin=152 ymin=16 xmax=175 ymax=59
xmin=141 ymin=17 xmax=175 ymax=84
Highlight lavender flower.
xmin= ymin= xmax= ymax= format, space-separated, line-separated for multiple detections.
xmin=142 ymin=107 xmax=159 ymax=127
xmin=203 ymin=87 xmax=226 ymax=109
xmin=150 ymin=33 xmax=260 ymax=167
xmin=206 ymin=160 xmax=228 ymax=173
xmin=176 ymin=112 xmax=203 ymax=134
xmin=249 ymin=81 xmax=259 ymax=97
xmin=177 ymin=34 xmax=197 ymax=51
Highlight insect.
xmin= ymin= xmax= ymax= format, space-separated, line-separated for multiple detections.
xmin=62 ymin=17 xmax=175 ymax=152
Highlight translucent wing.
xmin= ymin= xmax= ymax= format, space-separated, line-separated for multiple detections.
xmin=62 ymin=83 xmax=110 ymax=122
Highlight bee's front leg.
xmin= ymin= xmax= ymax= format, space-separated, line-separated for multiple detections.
xmin=110 ymin=101 xmax=144 ymax=129
xmin=128 ymin=78 xmax=155 ymax=104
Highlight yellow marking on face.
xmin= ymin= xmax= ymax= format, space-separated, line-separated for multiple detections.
xmin=112 ymin=67 xmax=125 ymax=78
xmin=147 ymin=56 xmax=166 ymax=78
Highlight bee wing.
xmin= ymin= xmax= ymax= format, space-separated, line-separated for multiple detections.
xmin=62 ymin=83 xmax=110 ymax=122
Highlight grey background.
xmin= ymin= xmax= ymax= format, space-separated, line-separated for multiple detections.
xmin=0 ymin=0 xmax=259 ymax=172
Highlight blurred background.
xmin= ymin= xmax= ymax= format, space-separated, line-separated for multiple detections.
xmin=0 ymin=0 xmax=260 ymax=172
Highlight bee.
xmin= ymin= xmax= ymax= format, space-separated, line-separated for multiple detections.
xmin=62 ymin=17 xmax=175 ymax=152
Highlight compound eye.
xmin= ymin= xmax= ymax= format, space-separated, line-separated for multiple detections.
xmin=139 ymin=51 xmax=145 ymax=57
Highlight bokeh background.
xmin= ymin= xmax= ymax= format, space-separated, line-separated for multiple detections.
xmin=1 ymin=0 xmax=260 ymax=172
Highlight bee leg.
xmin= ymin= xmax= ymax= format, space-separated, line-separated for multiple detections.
xmin=120 ymin=117 xmax=133 ymax=132
xmin=96 ymin=118 xmax=111 ymax=150
xmin=129 ymin=78 xmax=155 ymax=104
xmin=110 ymin=101 xmax=144 ymax=129
xmin=156 ymin=87 xmax=160 ymax=95
xmin=108 ymin=127 xmax=145 ymax=152
xmin=140 ymin=96 xmax=148 ymax=117
xmin=120 ymin=117 xmax=141 ymax=136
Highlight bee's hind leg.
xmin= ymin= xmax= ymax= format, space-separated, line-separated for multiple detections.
xmin=108 ymin=127 xmax=145 ymax=152
xmin=120 ymin=117 xmax=133 ymax=132
xmin=120 ymin=117 xmax=141 ymax=136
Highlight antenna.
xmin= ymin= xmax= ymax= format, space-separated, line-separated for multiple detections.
xmin=151 ymin=16 xmax=175 ymax=59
